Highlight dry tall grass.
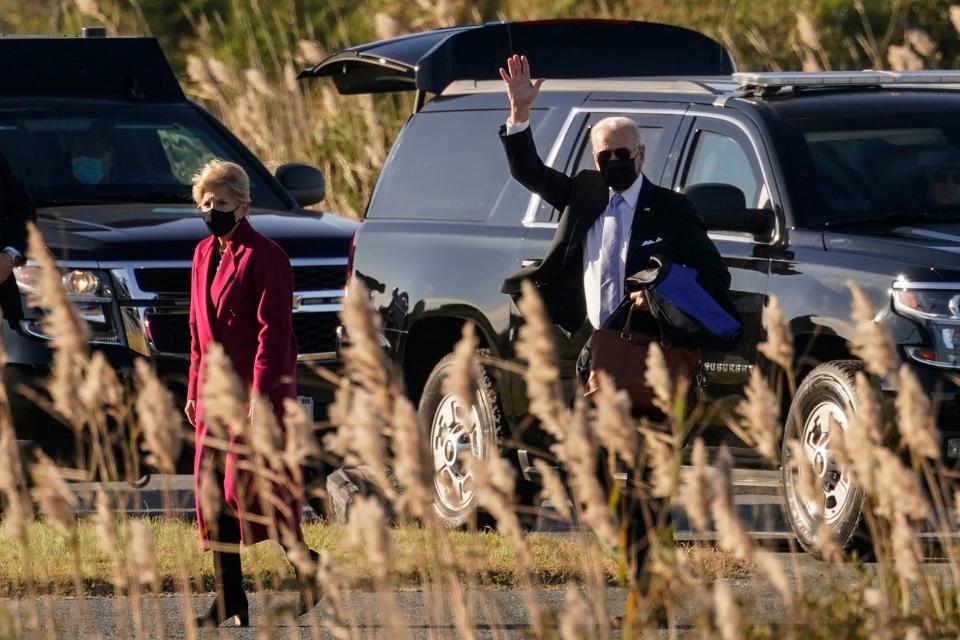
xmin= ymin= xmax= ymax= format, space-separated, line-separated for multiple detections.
xmin=6 ymin=2 xmax=960 ymax=638
xmin=5 ymin=221 xmax=960 ymax=638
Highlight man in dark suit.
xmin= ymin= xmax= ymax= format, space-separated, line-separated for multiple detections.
xmin=0 ymin=150 xmax=36 ymax=324
xmin=498 ymin=54 xmax=732 ymax=589
xmin=499 ymin=54 xmax=730 ymax=339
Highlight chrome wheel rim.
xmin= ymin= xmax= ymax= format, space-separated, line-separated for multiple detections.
xmin=797 ymin=400 xmax=853 ymax=523
xmin=430 ymin=393 xmax=485 ymax=515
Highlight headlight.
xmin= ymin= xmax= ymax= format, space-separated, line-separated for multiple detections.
xmin=63 ymin=270 xmax=99 ymax=296
xmin=14 ymin=265 xmax=119 ymax=343
xmin=892 ymin=286 xmax=960 ymax=368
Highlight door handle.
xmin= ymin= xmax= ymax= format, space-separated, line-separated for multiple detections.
xmin=521 ymin=258 xmax=542 ymax=268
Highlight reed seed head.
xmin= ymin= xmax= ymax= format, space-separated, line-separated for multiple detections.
xmin=758 ymin=296 xmax=793 ymax=373
xmin=848 ymin=283 xmax=897 ymax=378
xmin=592 ymin=371 xmax=638 ymax=468
xmin=680 ymin=438 xmax=712 ymax=532
xmin=533 ymin=459 xmax=571 ymax=522
xmin=736 ymin=368 xmax=781 ymax=463
xmin=894 ymin=364 xmax=940 ymax=460
xmin=714 ymin=579 xmax=742 ymax=640
xmin=135 ymin=359 xmax=183 ymax=475
xmin=29 ymin=452 xmax=77 ymax=537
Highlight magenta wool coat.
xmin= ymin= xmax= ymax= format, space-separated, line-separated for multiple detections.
xmin=187 ymin=217 xmax=301 ymax=548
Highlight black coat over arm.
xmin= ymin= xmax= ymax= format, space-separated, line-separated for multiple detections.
xmin=499 ymin=124 xmax=735 ymax=339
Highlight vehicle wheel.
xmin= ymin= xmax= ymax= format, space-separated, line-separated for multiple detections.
xmin=417 ymin=352 xmax=505 ymax=528
xmin=781 ymin=360 xmax=872 ymax=557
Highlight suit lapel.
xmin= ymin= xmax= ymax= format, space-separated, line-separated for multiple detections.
xmin=196 ymin=238 xmax=215 ymax=334
xmin=210 ymin=218 xmax=252 ymax=315
xmin=625 ymin=180 xmax=661 ymax=275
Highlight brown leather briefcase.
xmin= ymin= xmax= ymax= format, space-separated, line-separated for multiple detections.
xmin=584 ymin=303 xmax=701 ymax=413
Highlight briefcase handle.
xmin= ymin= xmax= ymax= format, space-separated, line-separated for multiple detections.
xmin=618 ymin=296 xmax=670 ymax=348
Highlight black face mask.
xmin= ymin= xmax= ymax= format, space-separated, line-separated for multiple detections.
xmin=203 ymin=207 xmax=240 ymax=238
xmin=599 ymin=157 xmax=639 ymax=192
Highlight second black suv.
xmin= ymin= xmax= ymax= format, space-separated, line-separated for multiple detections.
xmin=3 ymin=33 xmax=356 ymax=472
xmin=307 ymin=20 xmax=960 ymax=550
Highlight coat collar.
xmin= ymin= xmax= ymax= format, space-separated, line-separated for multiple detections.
xmin=198 ymin=217 xmax=254 ymax=324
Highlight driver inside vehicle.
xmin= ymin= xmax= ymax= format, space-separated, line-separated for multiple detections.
xmin=927 ymin=164 xmax=960 ymax=205
xmin=70 ymin=131 xmax=114 ymax=185
xmin=917 ymin=148 xmax=960 ymax=206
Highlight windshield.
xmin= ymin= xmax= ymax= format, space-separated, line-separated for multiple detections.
xmin=786 ymin=112 xmax=960 ymax=227
xmin=0 ymin=103 xmax=287 ymax=209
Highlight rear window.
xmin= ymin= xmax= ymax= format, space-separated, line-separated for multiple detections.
xmin=367 ymin=110 xmax=511 ymax=221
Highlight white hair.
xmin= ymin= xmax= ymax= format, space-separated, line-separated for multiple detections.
xmin=590 ymin=116 xmax=642 ymax=151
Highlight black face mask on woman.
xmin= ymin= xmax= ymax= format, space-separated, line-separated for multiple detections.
xmin=203 ymin=207 xmax=240 ymax=238
xmin=598 ymin=156 xmax=639 ymax=193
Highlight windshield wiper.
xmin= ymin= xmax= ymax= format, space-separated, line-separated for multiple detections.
xmin=825 ymin=211 xmax=960 ymax=229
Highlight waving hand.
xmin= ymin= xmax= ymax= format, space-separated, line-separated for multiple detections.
xmin=499 ymin=54 xmax=544 ymax=125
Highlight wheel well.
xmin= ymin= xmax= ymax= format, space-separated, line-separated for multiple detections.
xmin=779 ymin=332 xmax=854 ymax=419
xmin=402 ymin=317 xmax=490 ymax=405
xmin=793 ymin=332 xmax=853 ymax=383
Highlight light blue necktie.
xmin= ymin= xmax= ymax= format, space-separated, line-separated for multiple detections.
xmin=598 ymin=193 xmax=626 ymax=325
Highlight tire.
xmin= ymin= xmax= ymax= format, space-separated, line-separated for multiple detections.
xmin=417 ymin=352 xmax=505 ymax=528
xmin=781 ymin=360 xmax=872 ymax=557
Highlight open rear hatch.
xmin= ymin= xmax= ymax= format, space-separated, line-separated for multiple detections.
xmin=299 ymin=19 xmax=736 ymax=103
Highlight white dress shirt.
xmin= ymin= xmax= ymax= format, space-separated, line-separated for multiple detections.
xmin=584 ymin=174 xmax=642 ymax=328
xmin=506 ymin=118 xmax=644 ymax=329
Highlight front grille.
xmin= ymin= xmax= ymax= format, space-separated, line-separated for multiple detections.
xmin=145 ymin=311 xmax=337 ymax=357
xmin=293 ymin=313 xmax=337 ymax=354
xmin=134 ymin=265 xmax=346 ymax=295
xmin=135 ymin=268 xmax=190 ymax=294
xmin=145 ymin=313 xmax=191 ymax=355
xmin=293 ymin=266 xmax=346 ymax=292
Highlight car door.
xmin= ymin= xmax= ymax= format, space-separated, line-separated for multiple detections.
xmin=512 ymin=108 xmax=684 ymax=403
xmin=671 ymin=115 xmax=774 ymax=453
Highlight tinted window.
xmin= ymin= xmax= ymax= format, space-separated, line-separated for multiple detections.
xmin=684 ymin=130 xmax=762 ymax=207
xmin=804 ymin=121 xmax=960 ymax=216
xmin=0 ymin=104 xmax=286 ymax=209
xmin=367 ymin=110 xmax=511 ymax=220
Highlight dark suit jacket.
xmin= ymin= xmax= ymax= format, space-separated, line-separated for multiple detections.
xmin=0 ymin=151 xmax=36 ymax=323
xmin=499 ymin=125 xmax=733 ymax=337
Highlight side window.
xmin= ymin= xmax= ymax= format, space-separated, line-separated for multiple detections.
xmin=681 ymin=126 xmax=766 ymax=208
xmin=367 ymin=109 xmax=512 ymax=221
xmin=532 ymin=112 xmax=679 ymax=223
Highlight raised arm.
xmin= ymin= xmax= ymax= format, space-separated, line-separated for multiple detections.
xmin=498 ymin=55 xmax=572 ymax=211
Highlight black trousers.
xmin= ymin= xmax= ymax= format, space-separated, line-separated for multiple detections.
xmin=207 ymin=466 xmax=319 ymax=612
xmin=208 ymin=465 xmax=247 ymax=611
xmin=210 ymin=505 xmax=247 ymax=617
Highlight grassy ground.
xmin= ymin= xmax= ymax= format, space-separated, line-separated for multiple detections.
xmin=0 ymin=518 xmax=749 ymax=596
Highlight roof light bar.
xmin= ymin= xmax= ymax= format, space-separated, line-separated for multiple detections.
xmin=735 ymin=70 xmax=960 ymax=95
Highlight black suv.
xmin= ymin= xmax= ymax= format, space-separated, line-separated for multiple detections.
xmin=3 ymin=33 xmax=355 ymax=469
xmin=306 ymin=20 xmax=960 ymax=549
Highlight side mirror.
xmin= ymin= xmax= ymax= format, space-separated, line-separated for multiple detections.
xmin=682 ymin=183 xmax=773 ymax=236
xmin=276 ymin=163 xmax=325 ymax=207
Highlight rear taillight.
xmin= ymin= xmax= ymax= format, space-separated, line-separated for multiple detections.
xmin=343 ymin=226 xmax=359 ymax=299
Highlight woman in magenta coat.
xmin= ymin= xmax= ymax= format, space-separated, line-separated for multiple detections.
xmin=184 ymin=159 xmax=319 ymax=627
